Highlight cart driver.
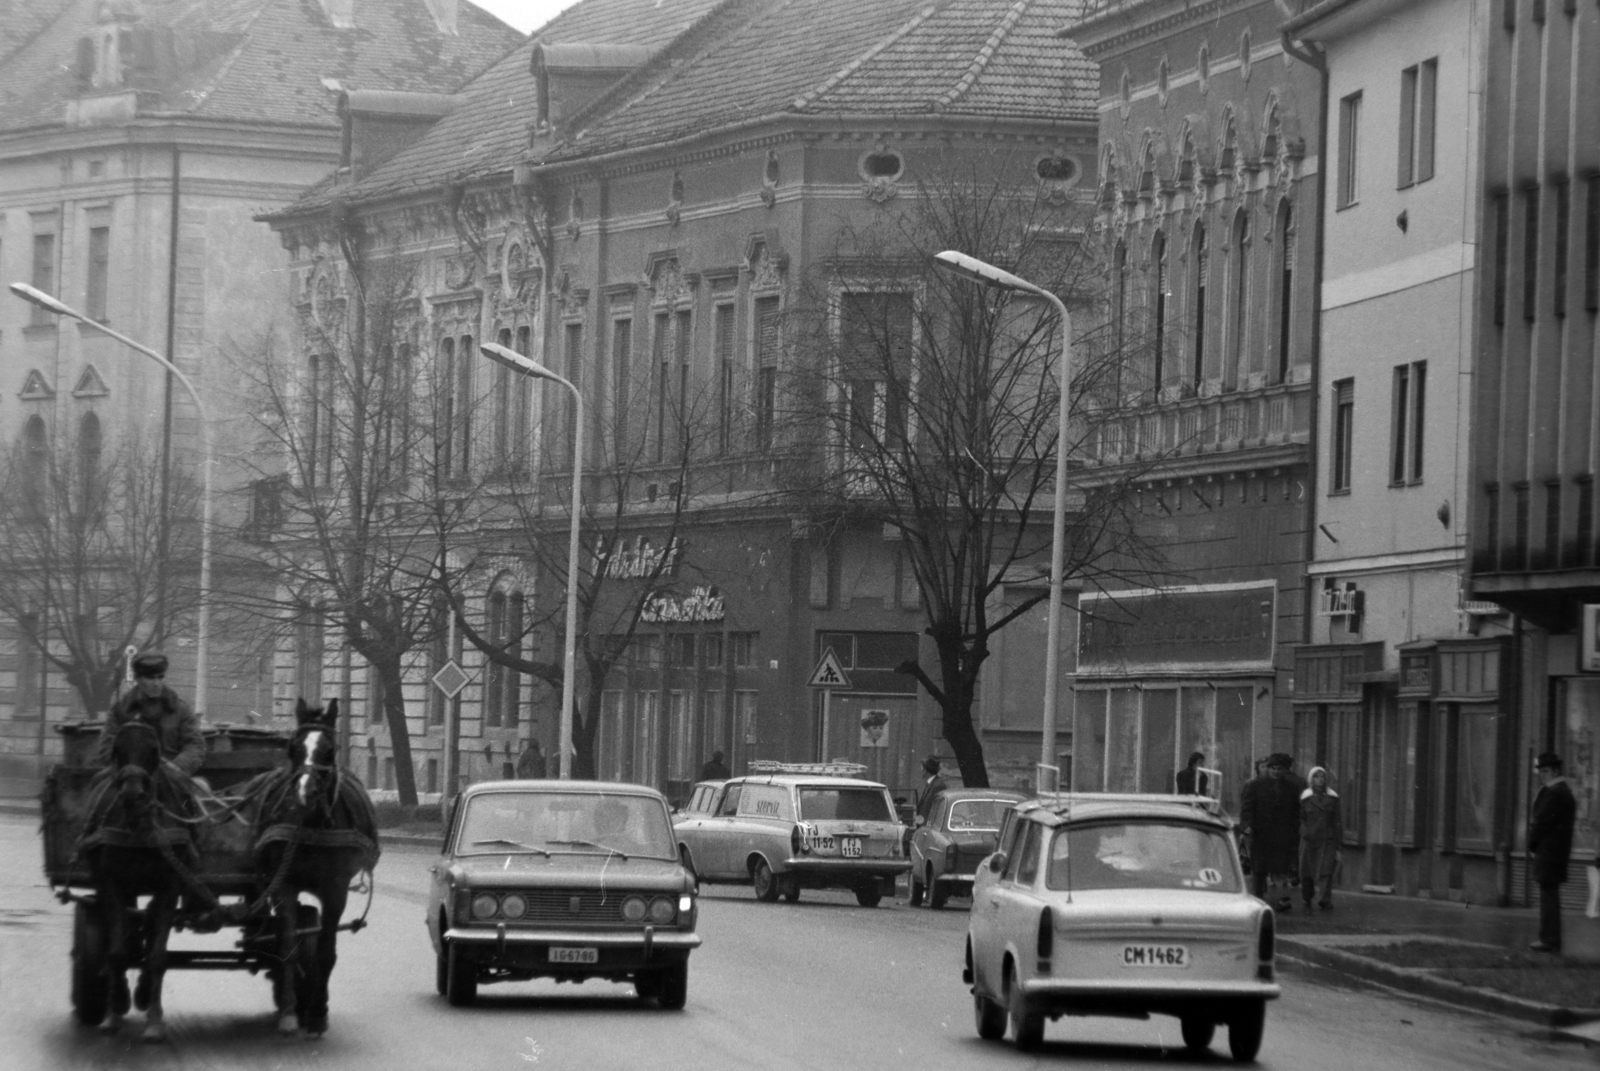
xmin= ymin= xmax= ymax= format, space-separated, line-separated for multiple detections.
xmin=93 ymin=653 xmax=207 ymax=777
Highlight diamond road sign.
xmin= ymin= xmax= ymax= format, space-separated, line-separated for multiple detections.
xmin=431 ymin=659 xmax=471 ymax=699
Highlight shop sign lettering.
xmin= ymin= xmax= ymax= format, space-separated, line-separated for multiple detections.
xmin=640 ymin=585 xmax=725 ymax=624
xmin=594 ymin=536 xmax=682 ymax=580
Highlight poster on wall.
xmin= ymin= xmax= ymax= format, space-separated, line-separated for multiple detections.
xmin=859 ymin=709 xmax=890 ymax=748
xmin=1582 ymin=604 xmax=1600 ymax=672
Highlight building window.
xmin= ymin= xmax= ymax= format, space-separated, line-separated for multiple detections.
xmin=1493 ymin=192 xmax=1510 ymax=325
xmin=77 ymin=412 xmax=102 ymax=514
xmin=730 ymin=631 xmax=756 ymax=668
xmin=1229 ymin=209 xmax=1250 ymax=388
xmin=492 ymin=327 xmax=514 ymax=468
xmin=1276 ymin=201 xmax=1295 ymax=383
xmin=15 ymin=613 xmax=41 ymax=718
xmin=1191 ymin=223 xmax=1208 ymax=387
xmin=1554 ymin=180 xmax=1570 ymax=318
xmin=703 ymin=633 xmax=723 ymax=669
xmin=839 ymin=291 xmax=912 ymax=451
xmin=753 ymin=296 xmax=780 ymax=452
xmin=1331 ymin=379 xmax=1354 ymax=493
xmin=484 ymin=587 xmax=523 ymax=729
xmin=612 ymin=316 xmax=632 ymax=460
xmin=1151 ymin=231 xmax=1167 ymax=396
xmin=306 ymin=353 xmax=336 ymax=488
xmin=714 ymin=303 xmax=736 ymax=455
xmin=1512 ymin=482 xmax=1531 ymax=569
xmin=85 ymin=225 xmax=110 ymax=322
xmin=296 ymin=613 xmax=325 ymax=703
xmin=1112 ymin=241 xmax=1127 ymax=395
xmin=1397 ymin=59 xmax=1437 ymax=189
xmin=22 ymin=414 xmax=48 ymax=510
xmin=1544 ymin=480 xmax=1562 ymax=569
xmin=1523 ymin=186 xmax=1540 ymax=321
xmin=1389 ymin=361 xmax=1426 ymax=485
xmin=31 ymin=233 xmax=56 ymax=324
xmin=1337 ymin=92 xmax=1361 ymax=209
xmin=1586 ymin=176 xmax=1599 ymax=313
xmin=1577 ymin=477 xmax=1595 ymax=568
xmin=514 ymin=325 xmax=533 ymax=472
xmin=562 ymin=322 xmax=583 ymax=467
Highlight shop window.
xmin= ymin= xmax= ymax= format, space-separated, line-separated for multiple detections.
xmin=730 ymin=632 xmax=756 ymax=668
xmin=633 ymin=691 xmax=660 ymax=784
xmin=1560 ymin=678 xmax=1600 ymax=864
xmin=1454 ymin=704 xmax=1499 ymax=852
xmin=668 ymin=691 xmax=691 ymax=782
xmin=669 ymin=633 xmax=696 ymax=668
xmin=703 ymin=634 xmax=724 ymax=669
xmin=1214 ymin=686 xmax=1252 ymax=818
xmin=1074 ymin=690 xmax=1106 ymax=792
xmin=1106 ymin=687 xmax=1140 ymax=792
xmin=600 ymin=690 xmax=625 ymax=781
xmin=1140 ymin=689 xmax=1177 ymax=793
xmin=1394 ymin=701 xmax=1426 ymax=847
xmin=703 ymin=690 xmax=724 ymax=759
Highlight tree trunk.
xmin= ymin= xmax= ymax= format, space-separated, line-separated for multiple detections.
xmin=572 ymin=693 xmax=603 ymax=780
xmin=379 ymin=659 xmax=419 ymax=807
xmin=933 ymin=633 xmax=990 ymax=788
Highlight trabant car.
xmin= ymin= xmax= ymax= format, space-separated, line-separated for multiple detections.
xmin=965 ymin=794 xmax=1278 ymax=1060
xmin=427 ymin=781 xmax=700 ymax=1009
xmin=909 ymin=787 xmax=1029 ymax=909
xmin=672 ymin=761 xmax=909 ymax=906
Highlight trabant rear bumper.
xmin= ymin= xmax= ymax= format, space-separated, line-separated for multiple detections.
xmin=1019 ymin=977 xmax=1281 ymax=1003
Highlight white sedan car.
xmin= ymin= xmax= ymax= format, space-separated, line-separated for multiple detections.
xmin=965 ymin=794 xmax=1279 ymax=1060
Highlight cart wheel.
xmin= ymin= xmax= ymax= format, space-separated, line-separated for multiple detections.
xmin=71 ymin=903 xmax=108 ymax=1027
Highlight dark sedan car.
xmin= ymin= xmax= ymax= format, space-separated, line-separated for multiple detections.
xmin=908 ymin=788 xmax=1029 ymax=908
xmin=426 ymin=781 xmax=700 ymax=1008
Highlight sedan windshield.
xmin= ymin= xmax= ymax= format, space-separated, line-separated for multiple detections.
xmin=946 ymin=799 xmax=1014 ymax=832
xmin=1047 ymin=821 xmax=1241 ymax=893
xmin=456 ymin=792 xmax=675 ymax=859
xmin=797 ymin=787 xmax=895 ymax=822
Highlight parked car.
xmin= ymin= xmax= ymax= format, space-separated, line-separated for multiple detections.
xmin=965 ymin=793 xmax=1278 ymax=1060
xmin=909 ymin=788 xmax=1030 ymax=909
xmin=427 ymin=780 xmax=700 ymax=1009
xmin=673 ymin=761 xmax=910 ymax=906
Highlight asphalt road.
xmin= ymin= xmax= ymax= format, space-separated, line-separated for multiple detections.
xmin=0 ymin=813 xmax=1587 ymax=1070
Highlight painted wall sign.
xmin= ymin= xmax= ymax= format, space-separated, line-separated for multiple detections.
xmin=1079 ymin=583 xmax=1276 ymax=673
xmin=593 ymin=536 xmax=683 ymax=580
xmin=640 ymin=585 xmax=725 ymax=624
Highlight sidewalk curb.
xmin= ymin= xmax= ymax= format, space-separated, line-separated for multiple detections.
xmin=378 ymin=831 xmax=442 ymax=849
xmin=1278 ymin=936 xmax=1599 ymax=1029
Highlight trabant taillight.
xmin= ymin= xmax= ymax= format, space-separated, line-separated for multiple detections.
xmin=1036 ymin=906 xmax=1054 ymax=972
xmin=791 ymin=823 xmax=803 ymax=856
xmin=1258 ymin=908 xmax=1275 ymax=962
xmin=945 ymin=844 xmax=959 ymax=871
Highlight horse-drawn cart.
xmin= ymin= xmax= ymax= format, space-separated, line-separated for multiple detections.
xmin=41 ymin=722 xmax=326 ymax=1029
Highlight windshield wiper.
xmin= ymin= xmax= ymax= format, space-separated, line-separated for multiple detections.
xmin=547 ymin=838 xmax=630 ymax=860
xmin=470 ymin=838 xmax=551 ymax=857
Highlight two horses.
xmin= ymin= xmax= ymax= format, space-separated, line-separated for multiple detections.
xmin=81 ymin=697 xmax=376 ymax=1041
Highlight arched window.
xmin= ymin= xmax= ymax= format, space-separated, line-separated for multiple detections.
xmin=22 ymin=414 xmax=48 ymax=509
xmin=1113 ymin=240 xmax=1128 ymax=398
xmin=438 ymin=336 xmax=457 ymax=475
xmin=305 ymin=353 xmax=336 ymax=489
xmin=77 ymin=412 xmax=101 ymax=514
xmin=493 ymin=327 xmax=514 ymax=467
xmin=1151 ymin=231 xmax=1168 ymax=398
xmin=1191 ymin=223 xmax=1209 ymax=388
xmin=484 ymin=582 xmax=524 ymax=730
xmin=1276 ymin=200 xmax=1296 ymax=383
xmin=1230 ymin=208 xmax=1251 ymax=390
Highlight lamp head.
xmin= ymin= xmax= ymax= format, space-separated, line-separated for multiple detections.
xmin=932 ymin=251 xmax=1039 ymax=296
xmin=480 ymin=340 xmax=552 ymax=381
xmin=9 ymin=282 xmax=73 ymax=316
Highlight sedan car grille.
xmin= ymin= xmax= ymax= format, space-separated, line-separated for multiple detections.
xmin=513 ymin=888 xmax=659 ymax=923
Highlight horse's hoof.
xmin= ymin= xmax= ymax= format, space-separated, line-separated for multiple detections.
xmin=133 ymin=973 xmax=152 ymax=1011
xmin=99 ymin=1014 xmax=122 ymax=1034
xmin=113 ymin=978 xmax=131 ymax=1015
xmin=141 ymin=1022 xmax=166 ymax=1044
xmin=277 ymin=1013 xmax=299 ymax=1035
xmin=305 ymin=1015 xmax=327 ymax=1038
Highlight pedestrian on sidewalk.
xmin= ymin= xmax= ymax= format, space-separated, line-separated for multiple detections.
xmin=1175 ymin=751 xmax=1209 ymax=796
xmin=1529 ymin=751 xmax=1577 ymax=953
xmin=699 ymin=750 xmax=730 ymax=781
xmin=1299 ymin=766 xmax=1343 ymax=911
xmin=516 ymin=739 xmax=547 ymax=779
xmin=1240 ymin=754 xmax=1300 ymax=911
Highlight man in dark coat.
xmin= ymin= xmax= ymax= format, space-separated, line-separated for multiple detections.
xmin=1239 ymin=754 xmax=1300 ymax=910
xmin=1175 ymin=752 xmax=1209 ymax=796
xmin=93 ymin=653 xmax=206 ymax=776
xmin=698 ymin=750 xmax=730 ymax=781
xmin=1529 ymin=752 xmax=1578 ymax=952
xmin=516 ymin=739 xmax=548 ymax=779
xmin=916 ymin=755 xmax=948 ymax=821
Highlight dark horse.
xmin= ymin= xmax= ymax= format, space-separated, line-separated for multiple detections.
xmin=249 ymin=698 xmax=378 ymax=1037
xmin=81 ymin=720 xmax=199 ymax=1042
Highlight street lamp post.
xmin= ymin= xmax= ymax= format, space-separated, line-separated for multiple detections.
xmin=931 ymin=252 xmax=1074 ymax=796
xmin=8 ymin=282 xmax=214 ymax=711
xmin=481 ymin=341 xmax=583 ymax=780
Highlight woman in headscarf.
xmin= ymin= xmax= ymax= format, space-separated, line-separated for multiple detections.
xmin=1299 ymin=766 xmax=1342 ymax=910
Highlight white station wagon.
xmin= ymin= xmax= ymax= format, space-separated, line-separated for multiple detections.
xmin=965 ymin=794 xmax=1279 ymax=1061
xmin=673 ymin=761 xmax=910 ymax=906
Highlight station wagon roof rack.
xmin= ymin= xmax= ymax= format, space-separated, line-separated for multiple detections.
xmin=746 ymin=759 xmax=870 ymax=778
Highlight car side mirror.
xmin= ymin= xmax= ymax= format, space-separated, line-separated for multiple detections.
xmin=988 ymin=852 xmax=1007 ymax=874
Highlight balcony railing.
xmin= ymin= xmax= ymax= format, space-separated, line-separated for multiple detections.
xmin=1082 ymin=381 xmax=1310 ymax=467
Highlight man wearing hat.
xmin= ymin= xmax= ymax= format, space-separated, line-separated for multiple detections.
xmin=1239 ymin=753 xmax=1302 ymax=910
xmin=1529 ymin=752 xmax=1577 ymax=953
xmin=916 ymin=755 xmax=948 ymax=822
xmin=92 ymin=653 xmax=206 ymax=776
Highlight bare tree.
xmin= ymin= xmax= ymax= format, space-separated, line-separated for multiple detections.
xmin=787 ymin=166 xmax=1164 ymax=788
xmin=0 ymin=426 xmax=201 ymax=718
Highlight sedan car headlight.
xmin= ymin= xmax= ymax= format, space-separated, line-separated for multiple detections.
xmin=471 ymin=893 xmax=500 ymax=920
xmin=678 ymin=893 xmax=694 ymax=915
xmin=621 ymin=895 xmax=648 ymax=922
xmin=648 ymin=896 xmax=676 ymax=924
xmin=500 ymin=893 xmax=528 ymax=920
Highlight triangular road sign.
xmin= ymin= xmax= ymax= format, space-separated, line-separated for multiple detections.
xmin=807 ymin=648 xmax=851 ymax=689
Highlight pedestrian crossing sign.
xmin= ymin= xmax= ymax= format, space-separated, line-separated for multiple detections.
xmin=807 ymin=648 xmax=851 ymax=689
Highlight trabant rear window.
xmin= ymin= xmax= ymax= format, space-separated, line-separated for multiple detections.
xmin=736 ymin=784 xmax=793 ymax=820
xmin=946 ymin=798 xmax=1013 ymax=832
xmin=1046 ymin=821 xmax=1240 ymax=893
xmin=457 ymin=791 xmax=675 ymax=859
xmin=797 ymin=787 xmax=894 ymax=822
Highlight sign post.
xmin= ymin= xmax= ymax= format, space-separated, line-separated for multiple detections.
xmin=433 ymin=656 xmax=471 ymax=814
xmin=807 ymin=649 xmax=852 ymax=762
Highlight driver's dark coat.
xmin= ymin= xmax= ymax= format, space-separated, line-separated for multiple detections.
xmin=92 ymin=686 xmax=206 ymax=775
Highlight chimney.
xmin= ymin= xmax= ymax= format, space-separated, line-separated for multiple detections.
xmin=318 ymin=0 xmax=355 ymax=29
xmin=423 ymin=0 xmax=459 ymax=35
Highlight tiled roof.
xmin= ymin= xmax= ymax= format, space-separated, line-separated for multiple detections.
xmin=281 ymin=0 xmax=1094 ymax=217
xmin=272 ymin=0 xmax=728 ymax=214
xmin=0 ymin=0 xmax=524 ymax=135
xmin=0 ymin=0 xmax=76 ymax=64
xmin=546 ymin=0 xmax=1094 ymax=161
